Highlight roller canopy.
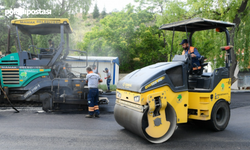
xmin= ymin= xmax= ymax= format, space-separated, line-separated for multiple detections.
xmin=11 ymin=18 xmax=73 ymax=35
xmin=117 ymin=62 xmax=188 ymax=93
xmin=159 ymin=18 xmax=235 ymax=32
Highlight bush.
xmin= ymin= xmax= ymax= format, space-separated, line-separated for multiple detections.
xmin=85 ymin=23 xmax=91 ymax=26
xmin=98 ymin=84 xmax=116 ymax=91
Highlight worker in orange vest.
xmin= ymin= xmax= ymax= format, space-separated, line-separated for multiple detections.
xmin=180 ymin=39 xmax=201 ymax=70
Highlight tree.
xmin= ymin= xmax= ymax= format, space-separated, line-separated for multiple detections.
xmin=186 ymin=0 xmax=250 ymax=83
xmin=0 ymin=0 xmax=91 ymax=19
xmin=80 ymin=5 xmax=165 ymax=72
xmin=229 ymin=0 xmax=249 ymax=82
xmin=0 ymin=0 xmax=92 ymax=53
xmin=93 ymin=3 xmax=99 ymax=19
xmin=137 ymin=0 xmax=250 ymax=83
xmin=135 ymin=0 xmax=166 ymax=14
xmin=101 ymin=7 xmax=107 ymax=18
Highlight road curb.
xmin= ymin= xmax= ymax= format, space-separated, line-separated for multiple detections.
xmin=231 ymin=90 xmax=250 ymax=93
xmin=101 ymin=91 xmax=116 ymax=95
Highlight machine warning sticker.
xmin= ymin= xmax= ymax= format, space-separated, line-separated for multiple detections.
xmin=22 ymin=69 xmax=39 ymax=72
xmin=1 ymin=66 xmax=50 ymax=69
xmin=123 ymin=83 xmax=132 ymax=88
xmin=215 ymin=93 xmax=228 ymax=99
xmin=23 ymin=84 xmax=41 ymax=98
xmin=145 ymin=76 xmax=165 ymax=89
xmin=177 ymin=94 xmax=182 ymax=103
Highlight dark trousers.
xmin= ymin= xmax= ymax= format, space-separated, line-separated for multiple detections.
xmin=87 ymin=88 xmax=100 ymax=115
xmin=107 ymin=79 xmax=111 ymax=90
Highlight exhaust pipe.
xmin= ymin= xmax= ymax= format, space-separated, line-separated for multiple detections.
xmin=6 ymin=25 xmax=11 ymax=55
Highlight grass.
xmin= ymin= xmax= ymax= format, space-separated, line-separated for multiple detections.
xmin=98 ymin=84 xmax=117 ymax=91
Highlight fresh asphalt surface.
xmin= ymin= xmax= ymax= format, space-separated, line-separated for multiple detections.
xmin=0 ymin=92 xmax=249 ymax=150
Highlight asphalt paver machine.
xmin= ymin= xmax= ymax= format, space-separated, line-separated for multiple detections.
xmin=0 ymin=18 xmax=108 ymax=111
xmin=114 ymin=18 xmax=235 ymax=143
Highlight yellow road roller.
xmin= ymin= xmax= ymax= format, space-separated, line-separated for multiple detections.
xmin=114 ymin=18 xmax=235 ymax=143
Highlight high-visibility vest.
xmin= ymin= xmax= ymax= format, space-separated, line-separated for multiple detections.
xmin=182 ymin=46 xmax=196 ymax=55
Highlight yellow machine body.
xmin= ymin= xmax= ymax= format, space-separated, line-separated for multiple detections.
xmin=188 ymin=78 xmax=231 ymax=120
xmin=114 ymin=18 xmax=234 ymax=144
xmin=115 ymin=78 xmax=231 ymax=140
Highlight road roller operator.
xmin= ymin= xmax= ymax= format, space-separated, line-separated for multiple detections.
xmin=180 ymin=39 xmax=201 ymax=70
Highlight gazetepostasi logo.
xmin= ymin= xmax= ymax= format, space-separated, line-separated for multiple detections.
xmin=5 ymin=8 xmax=51 ymax=17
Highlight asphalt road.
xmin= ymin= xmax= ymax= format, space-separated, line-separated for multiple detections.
xmin=0 ymin=92 xmax=249 ymax=150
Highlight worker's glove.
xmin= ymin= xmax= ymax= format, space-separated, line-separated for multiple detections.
xmin=104 ymin=77 xmax=107 ymax=79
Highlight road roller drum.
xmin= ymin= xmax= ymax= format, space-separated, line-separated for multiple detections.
xmin=114 ymin=97 xmax=177 ymax=143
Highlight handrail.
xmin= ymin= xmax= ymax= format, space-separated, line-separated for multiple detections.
xmin=66 ymin=50 xmax=88 ymax=68
xmin=28 ymin=45 xmax=56 ymax=56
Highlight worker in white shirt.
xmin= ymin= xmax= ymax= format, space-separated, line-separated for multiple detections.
xmin=103 ymin=68 xmax=111 ymax=93
xmin=85 ymin=67 xmax=103 ymax=118
xmin=92 ymin=65 xmax=98 ymax=74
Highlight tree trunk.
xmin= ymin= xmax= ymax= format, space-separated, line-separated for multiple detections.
xmin=14 ymin=36 xmax=19 ymax=52
xmin=230 ymin=0 xmax=249 ymax=84
xmin=229 ymin=27 xmax=237 ymax=84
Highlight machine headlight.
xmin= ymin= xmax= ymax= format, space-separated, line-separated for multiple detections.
xmin=134 ymin=96 xmax=140 ymax=102
xmin=116 ymin=91 xmax=121 ymax=98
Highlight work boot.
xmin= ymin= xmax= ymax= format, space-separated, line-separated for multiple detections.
xmin=85 ymin=114 xmax=94 ymax=118
xmin=95 ymin=114 xmax=100 ymax=118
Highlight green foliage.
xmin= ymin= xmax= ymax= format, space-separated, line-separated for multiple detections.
xmin=135 ymin=24 xmax=166 ymax=66
xmin=85 ymin=23 xmax=92 ymax=26
xmin=82 ymin=0 xmax=250 ymax=72
xmin=98 ymin=84 xmax=116 ymax=91
xmin=135 ymin=0 xmax=166 ymax=13
xmin=81 ymin=5 xmax=166 ymax=72
xmin=1 ymin=0 xmax=249 ymax=73
xmin=150 ymin=0 xmax=250 ymax=70
xmin=93 ymin=3 xmax=100 ymax=19
xmin=0 ymin=0 xmax=92 ymax=54
xmin=235 ymin=19 xmax=250 ymax=71
xmin=101 ymin=7 xmax=107 ymax=18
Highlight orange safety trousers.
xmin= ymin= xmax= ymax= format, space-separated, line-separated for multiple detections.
xmin=87 ymin=88 xmax=100 ymax=115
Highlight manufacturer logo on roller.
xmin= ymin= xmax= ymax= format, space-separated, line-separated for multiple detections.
xmin=221 ymin=83 xmax=225 ymax=91
xmin=145 ymin=76 xmax=165 ymax=89
xmin=177 ymin=94 xmax=182 ymax=103
xmin=123 ymin=83 xmax=132 ymax=88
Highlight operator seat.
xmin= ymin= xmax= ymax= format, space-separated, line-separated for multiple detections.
xmin=38 ymin=48 xmax=56 ymax=59
xmin=189 ymin=56 xmax=208 ymax=75
xmin=188 ymin=56 xmax=209 ymax=89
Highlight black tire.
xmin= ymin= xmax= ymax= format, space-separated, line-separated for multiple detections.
xmin=41 ymin=93 xmax=53 ymax=112
xmin=209 ymin=100 xmax=230 ymax=131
